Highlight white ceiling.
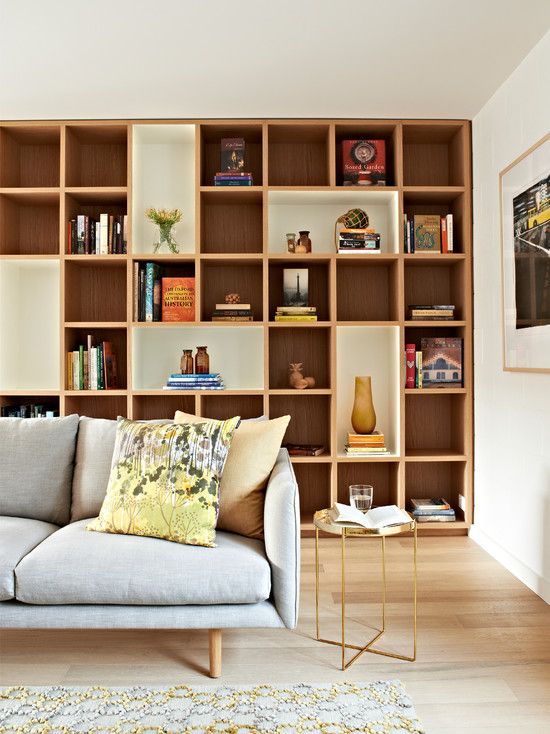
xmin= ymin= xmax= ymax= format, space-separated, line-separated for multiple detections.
xmin=1 ymin=0 xmax=549 ymax=121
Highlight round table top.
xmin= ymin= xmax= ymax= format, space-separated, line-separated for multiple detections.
xmin=313 ymin=508 xmax=416 ymax=536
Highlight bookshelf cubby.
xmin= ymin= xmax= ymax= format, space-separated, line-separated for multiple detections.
xmin=0 ymin=118 xmax=473 ymax=535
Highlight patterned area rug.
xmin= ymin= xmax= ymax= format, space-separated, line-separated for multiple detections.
xmin=0 ymin=680 xmax=424 ymax=733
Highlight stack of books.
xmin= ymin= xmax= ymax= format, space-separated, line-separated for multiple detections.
xmin=134 ymin=263 xmax=195 ymax=322
xmin=68 ymin=213 xmax=127 ymax=255
xmin=284 ymin=443 xmax=325 ymax=457
xmin=404 ymin=213 xmax=454 ymax=253
xmin=163 ymin=373 xmax=225 ymax=391
xmin=67 ymin=337 xmax=117 ymax=390
xmin=1 ymin=403 xmax=57 ymax=418
xmin=410 ymin=498 xmax=456 ymax=523
xmin=214 ymin=172 xmax=253 ymax=186
xmin=212 ymin=303 xmax=253 ymax=322
xmin=275 ymin=306 xmax=317 ymax=322
xmin=337 ymin=228 xmax=381 ymax=254
xmin=344 ymin=431 xmax=389 ymax=456
xmin=409 ymin=304 xmax=455 ymax=321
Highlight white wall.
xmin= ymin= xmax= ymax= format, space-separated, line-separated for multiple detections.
xmin=471 ymin=31 xmax=550 ymax=603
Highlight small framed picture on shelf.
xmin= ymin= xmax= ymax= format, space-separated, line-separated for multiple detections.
xmin=500 ymin=133 xmax=550 ymax=372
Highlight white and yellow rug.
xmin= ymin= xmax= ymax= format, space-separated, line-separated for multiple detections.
xmin=0 ymin=680 xmax=424 ymax=733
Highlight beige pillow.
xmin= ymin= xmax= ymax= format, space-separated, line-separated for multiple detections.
xmin=174 ymin=411 xmax=290 ymax=538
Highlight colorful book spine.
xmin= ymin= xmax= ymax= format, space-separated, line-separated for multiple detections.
xmin=145 ymin=263 xmax=160 ymax=322
xmin=405 ymin=343 xmax=416 ymax=388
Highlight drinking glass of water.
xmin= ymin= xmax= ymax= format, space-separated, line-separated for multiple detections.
xmin=349 ymin=484 xmax=373 ymax=513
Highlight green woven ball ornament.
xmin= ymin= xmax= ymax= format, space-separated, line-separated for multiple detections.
xmin=334 ymin=208 xmax=369 ymax=251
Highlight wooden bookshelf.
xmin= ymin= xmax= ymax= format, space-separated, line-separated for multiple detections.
xmin=0 ymin=118 xmax=473 ymax=535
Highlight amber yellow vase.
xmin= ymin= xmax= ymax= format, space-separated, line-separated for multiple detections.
xmin=351 ymin=376 xmax=377 ymax=434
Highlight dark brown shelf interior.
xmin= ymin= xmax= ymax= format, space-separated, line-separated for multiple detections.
xmin=132 ymin=395 xmax=195 ymax=421
xmin=201 ymin=261 xmax=263 ymax=321
xmin=405 ymin=394 xmax=465 ymax=454
xmin=65 ymin=394 xmax=127 ymax=420
xmin=0 ymin=192 xmax=59 ymax=255
xmin=65 ymin=125 xmax=127 ymax=188
xmin=403 ymin=123 xmax=466 ymax=187
xmin=337 ymin=260 xmax=399 ymax=321
xmin=200 ymin=191 xmax=262 ymax=254
xmin=65 ymin=327 xmax=127 ymax=389
xmin=268 ymin=124 xmax=330 ymax=186
xmin=200 ymin=124 xmax=263 ymax=186
xmin=405 ymin=461 xmax=466 ymax=519
xmin=65 ymin=261 xmax=127 ymax=322
xmin=337 ymin=461 xmax=399 ymax=507
xmin=404 ymin=259 xmax=465 ymax=319
xmin=0 ymin=126 xmax=60 ymax=188
xmin=269 ymin=262 xmax=330 ymax=321
xmin=268 ymin=328 xmax=330 ymax=389
xmin=294 ymin=463 xmax=331 ymax=522
xmin=202 ymin=394 xmax=264 ymax=421
xmin=269 ymin=394 xmax=331 ymax=450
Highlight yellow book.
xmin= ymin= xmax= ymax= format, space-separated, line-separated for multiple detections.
xmin=274 ymin=315 xmax=318 ymax=322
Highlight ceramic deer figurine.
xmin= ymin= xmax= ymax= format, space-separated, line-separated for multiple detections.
xmin=289 ymin=362 xmax=316 ymax=390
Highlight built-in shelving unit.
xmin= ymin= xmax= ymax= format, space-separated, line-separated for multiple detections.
xmin=0 ymin=119 xmax=473 ymax=535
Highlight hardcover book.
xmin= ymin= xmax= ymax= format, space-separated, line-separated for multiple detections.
xmin=342 ymin=139 xmax=386 ymax=186
xmin=161 ymin=277 xmax=195 ymax=322
xmin=413 ymin=215 xmax=441 ymax=252
xmin=220 ymin=138 xmax=245 ymax=172
xmin=421 ymin=337 xmax=463 ymax=387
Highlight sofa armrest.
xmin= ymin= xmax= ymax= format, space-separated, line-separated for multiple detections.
xmin=263 ymin=448 xmax=300 ymax=629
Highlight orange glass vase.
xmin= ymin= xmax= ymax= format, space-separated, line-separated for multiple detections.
xmin=351 ymin=376 xmax=377 ymax=434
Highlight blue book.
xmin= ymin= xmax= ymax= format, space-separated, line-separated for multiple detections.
xmin=169 ymin=373 xmax=220 ymax=379
xmin=145 ymin=263 xmax=160 ymax=322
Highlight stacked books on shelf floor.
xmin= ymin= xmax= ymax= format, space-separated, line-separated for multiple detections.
xmin=212 ymin=303 xmax=253 ymax=322
xmin=214 ymin=172 xmax=253 ymax=186
xmin=67 ymin=337 xmax=117 ymax=390
xmin=409 ymin=304 xmax=455 ymax=321
xmin=337 ymin=228 xmax=381 ymax=254
xmin=275 ymin=306 xmax=317 ymax=322
xmin=284 ymin=443 xmax=326 ymax=457
xmin=405 ymin=338 xmax=463 ymax=389
xmin=68 ymin=214 xmax=126 ymax=254
xmin=163 ymin=373 xmax=225 ymax=391
xmin=410 ymin=497 xmax=456 ymax=523
xmin=404 ymin=214 xmax=453 ymax=253
xmin=134 ymin=263 xmax=195 ymax=322
xmin=1 ymin=403 xmax=58 ymax=418
xmin=344 ymin=431 xmax=389 ymax=456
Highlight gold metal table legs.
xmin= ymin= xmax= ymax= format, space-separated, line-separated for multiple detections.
xmin=314 ymin=525 xmax=417 ymax=670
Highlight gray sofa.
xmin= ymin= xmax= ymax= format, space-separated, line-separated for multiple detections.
xmin=0 ymin=415 xmax=300 ymax=677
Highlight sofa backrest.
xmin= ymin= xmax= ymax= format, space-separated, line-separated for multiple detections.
xmin=70 ymin=416 xmax=117 ymax=522
xmin=0 ymin=414 xmax=79 ymax=525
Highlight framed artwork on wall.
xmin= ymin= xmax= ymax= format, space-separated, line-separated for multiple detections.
xmin=500 ymin=132 xmax=550 ymax=372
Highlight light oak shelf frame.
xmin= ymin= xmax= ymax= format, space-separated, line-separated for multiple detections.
xmin=0 ymin=118 xmax=473 ymax=536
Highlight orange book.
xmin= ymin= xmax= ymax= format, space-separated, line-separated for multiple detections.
xmin=347 ymin=431 xmax=385 ymax=444
xmin=162 ymin=277 xmax=195 ymax=322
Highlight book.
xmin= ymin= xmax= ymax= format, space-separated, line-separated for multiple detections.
xmin=214 ymin=179 xmax=253 ymax=186
xmin=284 ymin=444 xmax=326 ymax=456
xmin=410 ymin=497 xmax=451 ymax=511
xmin=415 ymin=351 xmax=422 ymax=388
xmin=102 ymin=341 xmax=117 ymax=389
xmin=276 ymin=306 xmax=316 ymax=313
xmin=215 ymin=303 xmax=251 ymax=310
xmin=329 ymin=503 xmax=411 ymax=530
xmin=413 ymin=215 xmax=441 ymax=252
xmin=99 ymin=213 xmax=109 ymax=255
xmin=344 ymin=446 xmax=389 ymax=454
xmin=283 ymin=268 xmax=308 ymax=307
xmin=342 ymin=140 xmax=386 ymax=186
xmin=220 ymin=137 xmax=245 ymax=172
xmin=446 ymin=214 xmax=454 ymax=252
xmin=212 ymin=309 xmax=253 ymax=317
xmin=145 ymin=263 xmax=160 ymax=322
xmin=405 ymin=343 xmax=416 ymax=388
xmin=161 ymin=277 xmax=195 ymax=322
xmin=415 ymin=513 xmax=456 ymax=523
xmin=338 ymin=249 xmax=381 ymax=255
xmin=212 ymin=316 xmax=253 ymax=321
xmin=421 ymin=337 xmax=462 ymax=387
xmin=275 ymin=315 xmax=318 ymax=322
xmin=347 ymin=431 xmax=385 ymax=443
xmin=441 ymin=216 xmax=448 ymax=253
xmin=412 ymin=508 xmax=456 ymax=517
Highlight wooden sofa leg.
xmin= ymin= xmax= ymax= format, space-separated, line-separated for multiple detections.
xmin=209 ymin=629 xmax=222 ymax=678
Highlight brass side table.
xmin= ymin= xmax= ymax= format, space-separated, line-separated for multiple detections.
xmin=313 ymin=508 xmax=417 ymax=670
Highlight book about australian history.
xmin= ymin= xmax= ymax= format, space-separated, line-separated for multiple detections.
xmin=413 ymin=215 xmax=441 ymax=252
xmin=161 ymin=277 xmax=195 ymax=322
xmin=420 ymin=337 xmax=462 ymax=387
xmin=221 ymin=138 xmax=245 ymax=172
xmin=342 ymin=139 xmax=386 ymax=186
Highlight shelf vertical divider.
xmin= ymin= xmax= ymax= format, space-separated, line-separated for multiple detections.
xmin=59 ymin=124 xmax=67 ymax=416
xmin=126 ymin=123 xmax=134 ymax=418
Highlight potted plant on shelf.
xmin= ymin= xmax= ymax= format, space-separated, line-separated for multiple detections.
xmin=146 ymin=207 xmax=182 ymax=254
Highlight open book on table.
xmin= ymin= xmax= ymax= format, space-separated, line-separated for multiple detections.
xmin=329 ymin=503 xmax=412 ymax=530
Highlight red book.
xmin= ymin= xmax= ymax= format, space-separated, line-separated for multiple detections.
xmin=441 ymin=216 xmax=448 ymax=253
xmin=342 ymin=139 xmax=386 ymax=185
xmin=161 ymin=277 xmax=195 ymax=322
xmin=405 ymin=343 xmax=416 ymax=388
xmin=102 ymin=341 xmax=118 ymax=389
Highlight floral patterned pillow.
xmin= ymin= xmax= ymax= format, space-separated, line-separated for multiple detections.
xmin=87 ymin=416 xmax=240 ymax=547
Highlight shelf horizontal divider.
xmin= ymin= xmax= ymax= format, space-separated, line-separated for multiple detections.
xmin=64 ymin=390 xmax=127 ymax=396
xmin=404 ymin=450 xmax=467 ymax=462
xmin=404 ymin=388 xmax=467 ymax=394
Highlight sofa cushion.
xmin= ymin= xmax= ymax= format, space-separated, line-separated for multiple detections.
xmin=15 ymin=519 xmax=271 ymax=605
xmin=71 ymin=417 xmax=117 ymax=522
xmin=0 ymin=516 xmax=59 ymax=600
xmin=0 ymin=415 xmax=79 ymax=525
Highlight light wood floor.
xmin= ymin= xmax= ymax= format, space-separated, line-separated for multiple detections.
xmin=1 ymin=536 xmax=549 ymax=733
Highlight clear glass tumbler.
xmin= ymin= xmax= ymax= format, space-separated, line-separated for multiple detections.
xmin=349 ymin=484 xmax=373 ymax=513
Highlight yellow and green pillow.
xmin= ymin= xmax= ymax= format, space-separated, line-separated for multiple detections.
xmin=87 ymin=416 xmax=240 ymax=547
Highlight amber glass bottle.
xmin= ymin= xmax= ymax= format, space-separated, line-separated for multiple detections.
xmin=195 ymin=346 xmax=210 ymax=374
